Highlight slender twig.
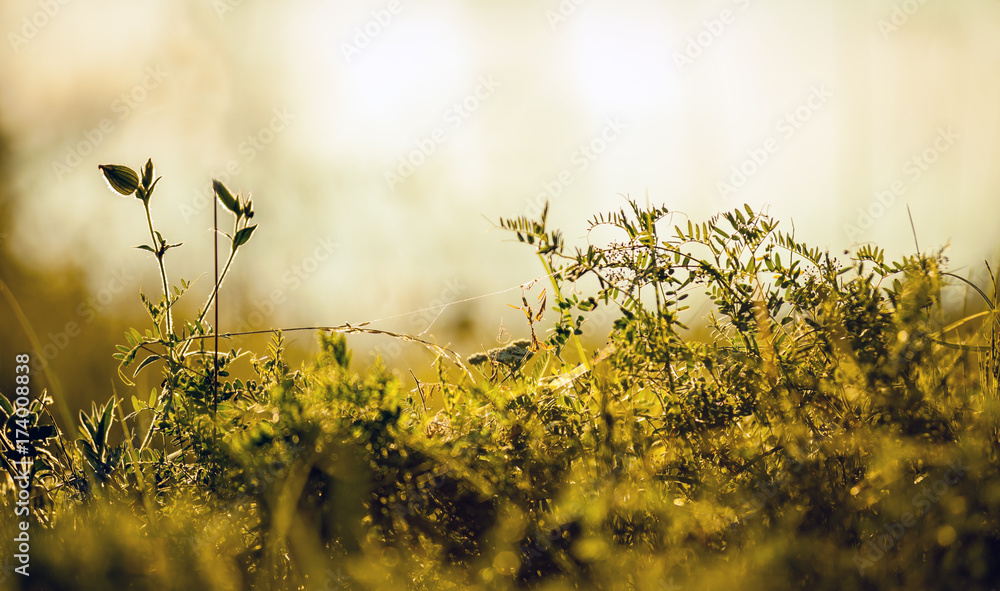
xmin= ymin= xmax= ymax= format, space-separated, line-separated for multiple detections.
xmin=113 ymin=381 xmax=158 ymax=531
xmin=537 ymin=253 xmax=591 ymax=372
xmin=907 ymin=204 xmax=921 ymax=254
xmin=142 ymin=201 xmax=173 ymax=336
xmin=213 ymin=189 xmax=220 ymax=440
xmin=183 ymin=324 xmax=474 ymax=382
xmin=178 ymin=245 xmax=238 ymax=359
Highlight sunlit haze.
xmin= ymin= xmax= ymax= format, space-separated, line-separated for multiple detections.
xmin=2 ymin=0 xmax=1000 ymax=356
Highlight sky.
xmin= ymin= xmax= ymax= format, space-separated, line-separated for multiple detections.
xmin=2 ymin=0 xmax=1000 ymax=360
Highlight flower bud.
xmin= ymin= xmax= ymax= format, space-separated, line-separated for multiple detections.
xmin=99 ymin=164 xmax=139 ymax=196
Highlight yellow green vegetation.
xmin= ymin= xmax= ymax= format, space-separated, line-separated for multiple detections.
xmin=1 ymin=161 xmax=998 ymax=590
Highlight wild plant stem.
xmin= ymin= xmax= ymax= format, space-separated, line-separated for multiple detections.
xmin=143 ymin=201 xmax=173 ymax=336
xmin=538 ymin=253 xmax=591 ymax=371
xmin=146 ymin=224 xmax=239 ymax=457
xmin=113 ymin=382 xmax=158 ymax=531
xmin=199 ymin=248 xmax=236 ymax=329
xmin=175 ymin=229 xmax=238 ymax=360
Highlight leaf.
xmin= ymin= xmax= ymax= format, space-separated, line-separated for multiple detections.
xmin=0 ymin=392 xmax=13 ymax=417
xmin=135 ymin=245 xmax=156 ymax=254
xmin=232 ymin=225 xmax=257 ymax=250
xmin=131 ymin=394 xmax=143 ymax=414
xmin=132 ymin=354 xmax=162 ymax=377
xmin=141 ymin=159 xmax=153 ymax=188
xmin=97 ymin=398 xmax=115 ymax=449
xmin=98 ymin=164 xmax=139 ymax=196
xmin=145 ymin=176 xmax=162 ymax=197
xmin=213 ymin=180 xmax=240 ymax=215
xmin=79 ymin=410 xmax=97 ymax=444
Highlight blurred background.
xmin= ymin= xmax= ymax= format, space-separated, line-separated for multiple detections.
xmin=2 ymin=0 xmax=1000 ymax=411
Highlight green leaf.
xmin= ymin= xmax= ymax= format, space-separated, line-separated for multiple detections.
xmin=98 ymin=164 xmax=139 ymax=196
xmin=131 ymin=394 xmax=143 ymax=414
xmin=145 ymin=176 xmax=162 ymax=198
xmin=0 ymin=391 xmax=13 ymax=417
xmin=97 ymin=398 xmax=115 ymax=449
xmin=213 ymin=180 xmax=240 ymax=215
xmin=135 ymin=245 xmax=156 ymax=254
xmin=132 ymin=354 xmax=161 ymax=376
xmin=80 ymin=409 xmax=97 ymax=444
xmin=141 ymin=159 xmax=153 ymax=188
xmin=232 ymin=225 xmax=257 ymax=250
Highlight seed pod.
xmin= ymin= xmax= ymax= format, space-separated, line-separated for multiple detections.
xmin=99 ymin=164 xmax=139 ymax=196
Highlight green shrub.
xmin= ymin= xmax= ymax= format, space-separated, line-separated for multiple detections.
xmin=1 ymin=164 xmax=998 ymax=590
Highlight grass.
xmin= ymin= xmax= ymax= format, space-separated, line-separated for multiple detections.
xmin=0 ymin=160 xmax=999 ymax=590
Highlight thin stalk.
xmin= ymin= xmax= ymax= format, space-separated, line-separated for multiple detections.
xmin=176 ymin=238 xmax=238 ymax=359
xmin=142 ymin=201 xmax=173 ymax=336
xmin=200 ymin=248 xmax=236 ymax=329
xmin=538 ymin=253 xmax=591 ymax=371
xmin=143 ymin=216 xmax=239 ymax=457
xmin=113 ymin=383 xmax=158 ymax=531
xmin=148 ymin=224 xmax=238 ymax=456
xmin=213 ymin=195 xmax=219 ymax=440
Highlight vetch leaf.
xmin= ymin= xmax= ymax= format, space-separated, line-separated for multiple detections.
xmin=97 ymin=398 xmax=115 ymax=449
xmin=213 ymin=180 xmax=240 ymax=215
xmin=232 ymin=225 xmax=257 ymax=250
xmin=79 ymin=410 xmax=97 ymax=444
xmin=98 ymin=164 xmax=139 ymax=196
xmin=133 ymin=354 xmax=161 ymax=376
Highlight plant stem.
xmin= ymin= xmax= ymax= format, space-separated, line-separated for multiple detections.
xmin=148 ymin=223 xmax=239 ymax=457
xmin=143 ymin=201 xmax=173 ymax=336
xmin=177 ymin=245 xmax=237 ymax=359
xmin=199 ymin=248 xmax=236 ymax=328
xmin=538 ymin=253 xmax=591 ymax=371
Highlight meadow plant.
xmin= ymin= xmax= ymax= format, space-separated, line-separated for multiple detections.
xmin=1 ymin=166 xmax=999 ymax=590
